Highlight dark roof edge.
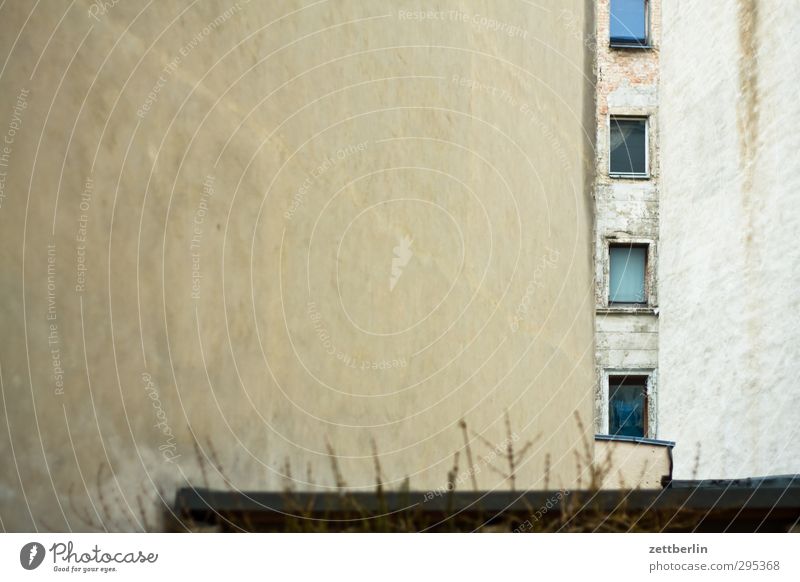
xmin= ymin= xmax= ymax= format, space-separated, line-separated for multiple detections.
xmin=669 ymin=475 xmax=800 ymax=489
xmin=173 ymin=485 xmax=800 ymax=515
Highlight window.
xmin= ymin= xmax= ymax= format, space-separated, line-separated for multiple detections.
xmin=610 ymin=117 xmax=648 ymax=177
xmin=610 ymin=0 xmax=648 ymax=47
xmin=608 ymin=375 xmax=648 ymax=437
xmin=609 ymin=243 xmax=647 ymax=304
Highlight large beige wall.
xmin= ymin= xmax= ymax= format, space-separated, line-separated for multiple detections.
xmin=659 ymin=0 xmax=800 ymax=478
xmin=0 ymin=0 xmax=595 ymax=530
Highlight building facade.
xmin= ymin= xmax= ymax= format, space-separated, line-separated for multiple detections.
xmin=1 ymin=0 xmax=798 ymax=533
xmin=594 ymin=0 xmax=800 ymax=481
xmin=593 ymin=0 xmax=661 ymax=442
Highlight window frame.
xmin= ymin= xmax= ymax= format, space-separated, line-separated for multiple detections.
xmin=608 ymin=115 xmax=650 ymax=179
xmin=603 ymin=237 xmax=656 ymax=309
xmin=608 ymin=242 xmax=648 ymax=306
xmin=609 ymin=0 xmax=651 ymax=49
xmin=601 ymin=369 xmax=656 ymax=438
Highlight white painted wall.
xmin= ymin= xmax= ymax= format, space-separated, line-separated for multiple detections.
xmin=659 ymin=0 xmax=800 ymax=478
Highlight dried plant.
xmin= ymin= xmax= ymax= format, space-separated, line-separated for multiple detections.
xmin=459 ymin=419 xmax=479 ymax=490
xmin=60 ymin=416 xmax=719 ymax=533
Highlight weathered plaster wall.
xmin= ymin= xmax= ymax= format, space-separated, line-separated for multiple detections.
xmin=660 ymin=0 xmax=800 ymax=478
xmin=593 ymin=0 xmax=661 ymax=437
xmin=0 ymin=1 xmax=595 ymax=530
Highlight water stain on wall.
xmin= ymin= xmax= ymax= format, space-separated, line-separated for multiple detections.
xmin=737 ymin=0 xmax=759 ymax=187
xmin=737 ymin=0 xmax=761 ymax=418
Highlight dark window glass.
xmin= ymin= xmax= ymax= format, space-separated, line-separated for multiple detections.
xmin=610 ymin=0 xmax=647 ymax=46
xmin=610 ymin=117 xmax=647 ymax=176
xmin=609 ymin=376 xmax=647 ymax=437
xmin=609 ymin=244 xmax=647 ymax=304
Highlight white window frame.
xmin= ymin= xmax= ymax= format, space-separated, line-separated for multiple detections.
xmin=603 ymin=236 xmax=656 ymax=309
xmin=600 ymin=368 xmax=657 ymax=438
xmin=608 ymin=115 xmax=650 ymax=179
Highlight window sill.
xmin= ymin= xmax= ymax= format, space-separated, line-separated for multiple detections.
xmin=609 ymin=42 xmax=652 ymax=50
xmin=609 ymin=173 xmax=650 ymax=180
xmin=595 ymin=434 xmax=675 ymax=448
xmin=597 ymin=306 xmax=658 ymax=316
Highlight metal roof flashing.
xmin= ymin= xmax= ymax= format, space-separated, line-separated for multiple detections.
xmin=595 ymin=434 xmax=676 ymax=448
